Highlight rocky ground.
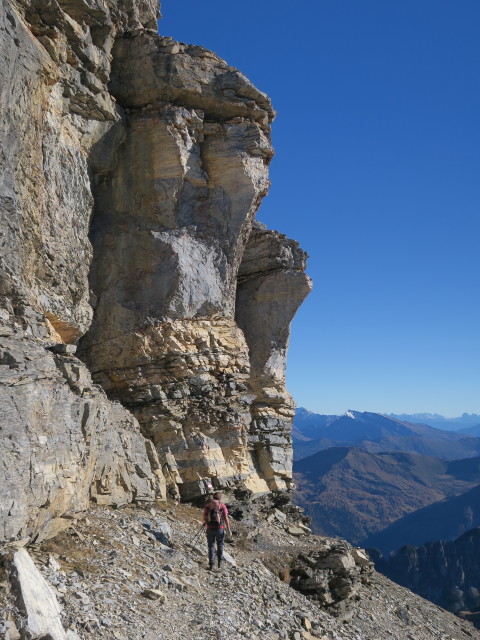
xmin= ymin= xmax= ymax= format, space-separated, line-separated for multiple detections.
xmin=1 ymin=499 xmax=479 ymax=640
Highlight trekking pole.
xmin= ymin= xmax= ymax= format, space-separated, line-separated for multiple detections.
xmin=192 ymin=530 xmax=205 ymax=553
xmin=187 ymin=524 xmax=204 ymax=545
xmin=191 ymin=527 xmax=207 ymax=555
xmin=192 ymin=527 xmax=205 ymax=548
xmin=187 ymin=524 xmax=204 ymax=548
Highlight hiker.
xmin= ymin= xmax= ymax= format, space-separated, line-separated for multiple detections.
xmin=203 ymin=492 xmax=231 ymax=570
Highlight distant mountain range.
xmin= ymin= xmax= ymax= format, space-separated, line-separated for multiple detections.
xmin=459 ymin=424 xmax=480 ymax=436
xmin=293 ymin=409 xmax=480 ymax=461
xmin=293 ymin=446 xmax=480 ymax=546
xmin=293 ymin=407 xmax=480 ymax=627
xmin=293 ymin=409 xmax=339 ymax=439
xmin=388 ymin=412 xmax=480 ymax=433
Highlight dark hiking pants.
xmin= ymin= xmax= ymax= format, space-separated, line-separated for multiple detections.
xmin=206 ymin=528 xmax=225 ymax=566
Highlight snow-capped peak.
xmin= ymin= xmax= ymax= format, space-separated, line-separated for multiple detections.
xmin=345 ymin=410 xmax=356 ymax=419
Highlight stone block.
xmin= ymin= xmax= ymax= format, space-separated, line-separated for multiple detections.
xmin=12 ymin=548 xmax=68 ymax=640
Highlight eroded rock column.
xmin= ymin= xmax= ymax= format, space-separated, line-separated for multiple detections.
xmin=236 ymin=223 xmax=312 ymax=492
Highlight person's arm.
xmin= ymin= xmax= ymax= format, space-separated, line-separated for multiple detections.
xmin=202 ymin=505 xmax=208 ymax=528
xmin=223 ymin=506 xmax=232 ymax=536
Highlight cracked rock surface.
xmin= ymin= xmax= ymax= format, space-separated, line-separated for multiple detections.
xmin=81 ymin=26 xmax=309 ymax=501
xmin=0 ymin=333 xmax=159 ymax=543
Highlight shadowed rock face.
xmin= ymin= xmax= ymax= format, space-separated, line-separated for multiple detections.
xmin=373 ymin=527 xmax=480 ymax=623
xmin=0 ymin=0 xmax=310 ymax=540
xmin=0 ymin=0 xmax=159 ymax=340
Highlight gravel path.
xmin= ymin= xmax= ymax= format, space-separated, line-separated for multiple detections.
xmin=2 ymin=502 xmax=479 ymax=640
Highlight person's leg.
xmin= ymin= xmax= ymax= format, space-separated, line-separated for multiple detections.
xmin=216 ymin=529 xmax=225 ymax=567
xmin=206 ymin=530 xmax=216 ymax=568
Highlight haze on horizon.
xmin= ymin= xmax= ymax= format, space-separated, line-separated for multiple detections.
xmin=160 ymin=0 xmax=480 ymax=418
xmin=296 ymin=407 xmax=480 ymax=422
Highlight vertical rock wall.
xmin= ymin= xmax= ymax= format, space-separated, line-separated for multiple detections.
xmin=236 ymin=223 xmax=312 ymax=492
xmin=0 ymin=0 xmax=158 ymax=339
xmin=81 ymin=33 xmax=311 ymax=500
xmin=0 ymin=0 xmax=311 ymax=541
xmin=0 ymin=0 xmax=161 ymax=543
xmin=81 ymin=34 xmax=277 ymax=499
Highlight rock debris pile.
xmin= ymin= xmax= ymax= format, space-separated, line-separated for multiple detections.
xmin=1 ymin=502 xmax=479 ymax=640
xmin=290 ymin=542 xmax=374 ymax=609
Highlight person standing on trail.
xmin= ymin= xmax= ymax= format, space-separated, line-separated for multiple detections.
xmin=203 ymin=492 xmax=231 ymax=570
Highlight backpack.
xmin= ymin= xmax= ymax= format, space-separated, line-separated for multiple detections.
xmin=207 ymin=501 xmax=223 ymax=529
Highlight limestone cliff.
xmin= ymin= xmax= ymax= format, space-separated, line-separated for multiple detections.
xmin=0 ymin=0 xmax=311 ymax=542
xmin=0 ymin=0 xmax=158 ymax=340
xmin=0 ymin=0 xmax=163 ymax=543
xmin=0 ymin=333 xmax=161 ymax=543
xmin=237 ymin=222 xmax=311 ymax=493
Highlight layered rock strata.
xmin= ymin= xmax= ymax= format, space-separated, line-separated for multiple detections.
xmin=236 ymin=222 xmax=311 ymax=491
xmin=0 ymin=0 xmax=161 ymax=542
xmin=81 ymin=34 xmax=311 ymax=500
xmin=0 ymin=0 xmax=310 ymax=541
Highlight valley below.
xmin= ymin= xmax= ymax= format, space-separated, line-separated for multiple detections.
xmin=293 ymin=408 xmax=480 ymax=627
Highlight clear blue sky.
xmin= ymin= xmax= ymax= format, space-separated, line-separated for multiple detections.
xmin=159 ymin=1 xmax=480 ymax=416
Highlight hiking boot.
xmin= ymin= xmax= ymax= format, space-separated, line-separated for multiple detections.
xmin=208 ymin=564 xmax=214 ymax=571
xmin=217 ymin=559 xmax=222 ymax=569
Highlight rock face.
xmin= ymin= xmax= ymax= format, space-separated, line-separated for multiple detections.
xmin=0 ymin=332 xmax=160 ymax=543
xmin=372 ymin=527 xmax=480 ymax=622
xmin=80 ymin=34 xmax=311 ymax=500
xmin=0 ymin=0 xmax=158 ymax=341
xmin=0 ymin=0 xmax=162 ymax=543
xmin=0 ymin=0 xmax=310 ymax=540
xmin=237 ymin=223 xmax=311 ymax=492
